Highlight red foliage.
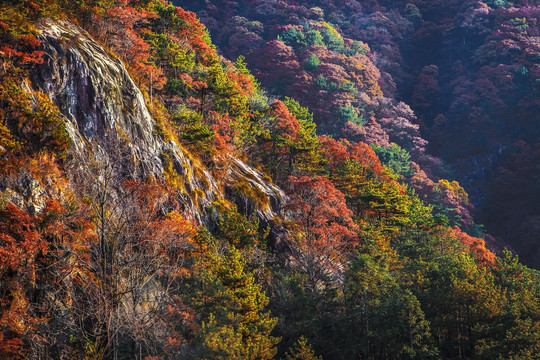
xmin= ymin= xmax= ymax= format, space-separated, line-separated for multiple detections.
xmin=0 ymin=204 xmax=46 ymax=274
xmin=0 ymin=204 xmax=47 ymax=358
xmin=285 ymin=175 xmax=359 ymax=267
xmin=106 ymin=5 xmax=156 ymax=30
xmin=248 ymin=40 xmax=301 ymax=92
xmin=254 ymin=100 xmax=304 ymax=179
xmin=86 ymin=5 xmax=166 ymax=91
xmin=174 ymin=7 xmax=217 ymax=65
xmin=267 ymin=100 xmax=301 ymax=142
xmin=319 ymin=136 xmax=386 ymax=179
xmin=0 ymin=38 xmax=43 ymax=67
xmin=208 ymin=111 xmax=235 ymax=157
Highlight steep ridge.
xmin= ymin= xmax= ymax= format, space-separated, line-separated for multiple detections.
xmin=32 ymin=19 xmax=220 ymax=221
xmin=23 ymin=18 xmax=287 ymax=226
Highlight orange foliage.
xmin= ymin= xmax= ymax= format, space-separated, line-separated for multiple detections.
xmin=320 ymin=136 xmax=387 ymax=179
xmin=450 ymin=226 xmax=496 ymax=267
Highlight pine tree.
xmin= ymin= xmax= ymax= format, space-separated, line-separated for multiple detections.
xmin=195 ymin=246 xmax=279 ymax=359
xmin=285 ymin=336 xmax=322 ymax=360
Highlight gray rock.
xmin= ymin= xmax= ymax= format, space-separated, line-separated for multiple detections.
xmin=31 ymin=19 xmax=221 ymax=221
xmin=24 ymin=19 xmax=288 ymax=229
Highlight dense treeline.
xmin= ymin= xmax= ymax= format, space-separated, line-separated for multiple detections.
xmin=175 ymin=0 xmax=486 ymax=238
xmin=1 ymin=0 xmax=540 ymax=359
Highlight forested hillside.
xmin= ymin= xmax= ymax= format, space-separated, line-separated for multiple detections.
xmin=1 ymin=0 xmax=540 ymax=359
xmin=176 ymin=0 xmax=540 ymax=268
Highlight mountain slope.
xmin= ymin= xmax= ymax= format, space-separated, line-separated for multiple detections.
xmin=1 ymin=1 xmax=540 ymax=359
xmin=175 ymin=0 xmax=540 ymax=268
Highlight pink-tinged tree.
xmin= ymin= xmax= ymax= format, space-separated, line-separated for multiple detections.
xmin=248 ymin=40 xmax=301 ymax=93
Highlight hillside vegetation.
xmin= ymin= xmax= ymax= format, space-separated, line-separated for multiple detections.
xmin=175 ymin=0 xmax=540 ymax=267
xmin=0 ymin=1 xmax=539 ymax=359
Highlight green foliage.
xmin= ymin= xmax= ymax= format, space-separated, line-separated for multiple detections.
xmin=314 ymin=75 xmax=357 ymax=95
xmin=194 ymin=246 xmax=280 ymax=360
xmin=314 ymin=74 xmax=329 ymax=90
xmin=0 ymin=124 xmax=22 ymax=155
xmin=319 ymin=22 xmax=344 ymax=52
xmin=304 ymin=28 xmax=324 ymax=48
xmin=268 ymin=271 xmax=341 ymax=358
xmin=510 ymin=17 xmax=529 ymax=31
xmin=337 ymin=105 xmax=364 ymax=127
xmin=372 ymin=143 xmax=413 ymax=178
xmin=278 ymin=26 xmax=323 ymax=51
xmin=481 ymin=250 xmax=540 ymax=359
xmin=152 ymin=1 xmax=183 ymax=31
xmin=282 ymin=97 xmax=321 ymax=174
xmin=0 ymin=80 xmax=70 ymax=157
xmin=211 ymin=203 xmax=268 ymax=249
xmin=248 ymin=92 xmax=270 ymax=112
xmin=303 ymin=54 xmax=320 ymax=72
xmin=164 ymin=77 xmax=190 ymax=96
xmin=283 ymin=98 xmax=314 ymax=131
xmin=414 ymin=253 xmax=501 ymax=358
xmin=206 ymin=63 xmax=254 ymax=145
xmin=485 ymin=0 xmax=512 ymax=8
xmin=278 ymin=27 xmax=304 ymax=48
xmin=343 ymin=254 xmax=438 ymax=359
xmin=171 ymin=105 xmax=214 ymax=152
xmin=404 ymin=3 xmax=423 ymax=25
xmin=331 ymin=157 xmax=412 ymax=233
xmin=314 ymin=75 xmax=340 ymax=93
xmin=236 ymin=55 xmax=262 ymax=94
xmin=144 ymin=31 xmax=195 ymax=73
xmin=345 ymin=40 xmax=368 ymax=56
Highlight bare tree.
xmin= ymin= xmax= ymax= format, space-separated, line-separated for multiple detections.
xmin=51 ymin=135 xmax=195 ymax=360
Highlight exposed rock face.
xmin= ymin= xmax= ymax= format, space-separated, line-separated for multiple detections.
xmin=30 ymin=19 xmax=221 ymax=221
xmin=1 ymin=173 xmax=46 ymax=214
xmin=224 ymin=157 xmax=290 ymax=248
xmin=34 ymin=20 xmax=159 ymax=165
xmin=226 ymin=158 xmax=288 ymax=222
xmin=19 ymin=19 xmax=288 ymax=228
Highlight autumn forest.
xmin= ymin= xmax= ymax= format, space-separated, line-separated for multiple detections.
xmin=1 ymin=0 xmax=540 ymax=359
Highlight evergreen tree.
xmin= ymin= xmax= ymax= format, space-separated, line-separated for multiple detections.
xmin=283 ymin=97 xmax=321 ymax=175
xmin=194 ymin=246 xmax=279 ymax=360
xmin=285 ymin=336 xmax=322 ymax=360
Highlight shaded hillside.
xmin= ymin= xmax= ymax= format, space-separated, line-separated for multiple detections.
xmin=1 ymin=1 xmax=540 ymax=359
xmin=175 ymin=0 xmax=540 ymax=268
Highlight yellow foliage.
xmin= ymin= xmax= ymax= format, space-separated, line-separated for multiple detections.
xmin=436 ymin=179 xmax=469 ymax=205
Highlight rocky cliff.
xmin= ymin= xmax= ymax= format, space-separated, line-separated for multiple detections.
xmin=14 ymin=19 xmax=287 ymax=226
